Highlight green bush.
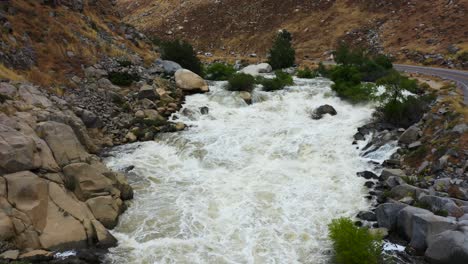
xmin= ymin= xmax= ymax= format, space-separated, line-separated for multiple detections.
xmin=380 ymin=96 xmax=427 ymax=128
xmin=457 ymin=51 xmax=468 ymax=62
xmin=297 ymin=67 xmax=319 ymax=78
xmin=108 ymin=71 xmax=140 ymax=86
xmin=160 ymin=40 xmax=203 ymax=75
xmin=227 ymin=73 xmax=256 ymax=92
xmin=328 ymin=217 xmax=383 ymax=264
xmin=205 ymin=63 xmax=236 ymax=81
xmin=118 ymin=60 xmax=133 ymax=67
xmin=268 ymin=30 xmax=295 ymax=70
xmin=258 ymin=71 xmax=294 ymax=91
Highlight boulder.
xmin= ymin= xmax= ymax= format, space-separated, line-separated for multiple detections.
xmin=239 ymin=63 xmax=272 ymax=76
xmin=91 ymin=219 xmax=117 ymax=248
xmin=86 ymin=196 xmax=122 ymax=229
xmin=391 ymin=184 xmax=428 ymax=200
xmin=0 ymin=82 xmax=17 ymax=97
xmin=0 ymin=250 xmax=19 ymax=260
xmin=425 ymin=228 xmax=468 ymax=264
xmin=0 ymin=124 xmax=36 ymax=173
xmin=18 ymin=84 xmax=53 ymax=108
xmin=62 ymin=163 xmax=116 ymax=201
xmin=0 ymin=211 xmax=15 ymax=241
xmin=357 ymin=171 xmax=379 ymax=180
xmin=36 ymin=121 xmax=90 ymax=166
xmin=18 ymin=250 xmax=53 ymax=262
xmin=239 ymin=91 xmax=252 ymax=104
xmin=381 ymin=168 xmax=405 ymax=180
xmin=376 ymin=203 xmax=407 ymax=230
xmin=397 ymin=206 xmax=433 ymax=240
xmin=102 ymin=171 xmax=133 ymax=200
xmin=175 ymin=69 xmax=209 ymax=93
xmin=138 ymin=84 xmax=159 ymax=100
xmin=410 ymin=213 xmax=456 ymax=252
xmin=311 ymin=105 xmax=337 ymax=120
xmin=4 ymin=171 xmax=49 ymax=231
xmin=39 ymin=200 xmax=88 ymax=250
xmin=399 ymin=125 xmax=421 ymax=145
xmin=156 ymin=59 xmax=182 ymax=75
xmin=48 ymin=182 xmax=94 ymax=222
xmin=79 ymin=110 xmax=103 ymax=129
xmin=419 ymin=195 xmax=464 ymax=217
xmin=357 ymin=211 xmax=377 ymax=221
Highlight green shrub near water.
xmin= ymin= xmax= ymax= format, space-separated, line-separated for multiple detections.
xmin=297 ymin=67 xmax=319 ymax=79
xmin=257 ymin=71 xmax=294 ymax=91
xmin=205 ymin=63 xmax=236 ymax=81
xmin=226 ymin=73 xmax=256 ymax=92
xmin=328 ymin=217 xmax=383 ymax=264
xmin=160 ymin=39 xmax=203 ymax=75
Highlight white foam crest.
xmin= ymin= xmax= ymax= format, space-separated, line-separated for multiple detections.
xmin=105 ymin=78 xmax=382 ymax=264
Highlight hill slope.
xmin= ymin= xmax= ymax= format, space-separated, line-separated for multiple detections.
xmin=117 ymin=0 xmax=468 ymax=67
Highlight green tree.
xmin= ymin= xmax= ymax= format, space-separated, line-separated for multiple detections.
xmin=160 ymin=40 xmax=203 ymax=75
xmin=268 ymin=30 xmax=296 ymax=70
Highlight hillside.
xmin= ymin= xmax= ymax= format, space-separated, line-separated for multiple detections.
xmin=116 ymin=0 xmax=468 ymax=67
xmin=0 ymin=0 xmax=156 ymax=87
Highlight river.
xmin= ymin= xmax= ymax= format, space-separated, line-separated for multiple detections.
xmin=104 ymin=77 xmax=392 ymax=264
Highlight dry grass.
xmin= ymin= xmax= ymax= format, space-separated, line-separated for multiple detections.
xmin=0 ymin=0 xmax=157 ymax=88
xmin=0 ymin=64 xmax=24 ymax=81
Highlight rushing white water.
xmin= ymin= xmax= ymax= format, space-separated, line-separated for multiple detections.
xmin=104 ymin=78 xmax=384 ymax=264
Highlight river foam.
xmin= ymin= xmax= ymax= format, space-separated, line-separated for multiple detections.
xmin=105 ymin=78 xmax=380 ymax=264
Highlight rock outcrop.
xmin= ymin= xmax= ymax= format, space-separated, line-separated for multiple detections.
xmin=0 ymin=81 xmax=133 ymax=257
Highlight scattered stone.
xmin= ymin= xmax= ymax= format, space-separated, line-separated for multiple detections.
xmin=357 ymin=171 xmax=379 ymax=180
xmin=399 ymin=125 xmax=421 ymax=145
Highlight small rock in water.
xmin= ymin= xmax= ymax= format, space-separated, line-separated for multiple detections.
xmin=200 ymin=106 xmax=209 ymax=115
xmin=357 ymin=171 xmax=379 ymax=180
xmin=311 ymin=104 xmax=337 ymax=120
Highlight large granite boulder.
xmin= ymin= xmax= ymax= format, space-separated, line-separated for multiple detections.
xmin=425 ymin=228 xmax=468 ymax=264
xmin=62 ymin=162 xmax=116 ymax=201
xmin=239 ymin=63 xmax=272 ymax=76
xmin=36 ymin=121 xmax=90 ymax=166
xmin=376 ymin=203 xmax=407 ymax=231
xmin=409 ymin=213 xmax=456 ymax=252
xmin=175 ymin=69 xmax=209 ymax=93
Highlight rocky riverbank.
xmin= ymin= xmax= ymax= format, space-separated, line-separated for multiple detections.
xmin=0 ymin=52 xmax=212 ymax=262
xmin=354 ymin=83 xmax=468 ymax=263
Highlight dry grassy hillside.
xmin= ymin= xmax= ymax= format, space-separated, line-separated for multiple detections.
xmin=0 ymin=0 xmax=156 ymax=88
xmin=117 ymin=0 xmax=468 ymax=65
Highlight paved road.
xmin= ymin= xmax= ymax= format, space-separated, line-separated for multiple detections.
xmin=394 ymin=64 xmax=468 ymax=104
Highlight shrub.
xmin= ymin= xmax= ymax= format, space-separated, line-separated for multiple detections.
xmin=205 ymin=63 xmax=236 ymax=81
xmin=160 ymin=39 xmax=203 ymax=75
xmin=118 ymin=60 xmax=133 ymax=67
xmin=328 ymin=217 xmax=383 ymax=264
xmin=297 ymin=67 xmax=318 ymax=78
xmin=108 ymin=71 xmax=140 ymax=86
xmin=268 ymin=30 xmax=295 ymax=70
xmin=227 ymin=73 xmax=256 ymax=92
xmin=258 ymin=71 xmax=294 ymax=91
xmin=380 ymin=96 xmax=427 ymax=128
xmin=317 ymin=62 xmax=329 ymax=77
xmin=457 ymin=51 xmax=468 ymax=62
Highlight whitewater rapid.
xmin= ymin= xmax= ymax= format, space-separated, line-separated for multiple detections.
xmin=104 ymin=78 xmax=384 ymax=264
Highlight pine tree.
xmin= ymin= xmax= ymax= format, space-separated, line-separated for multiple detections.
xmin=268 ymin=30 xmax=295 ymax=70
